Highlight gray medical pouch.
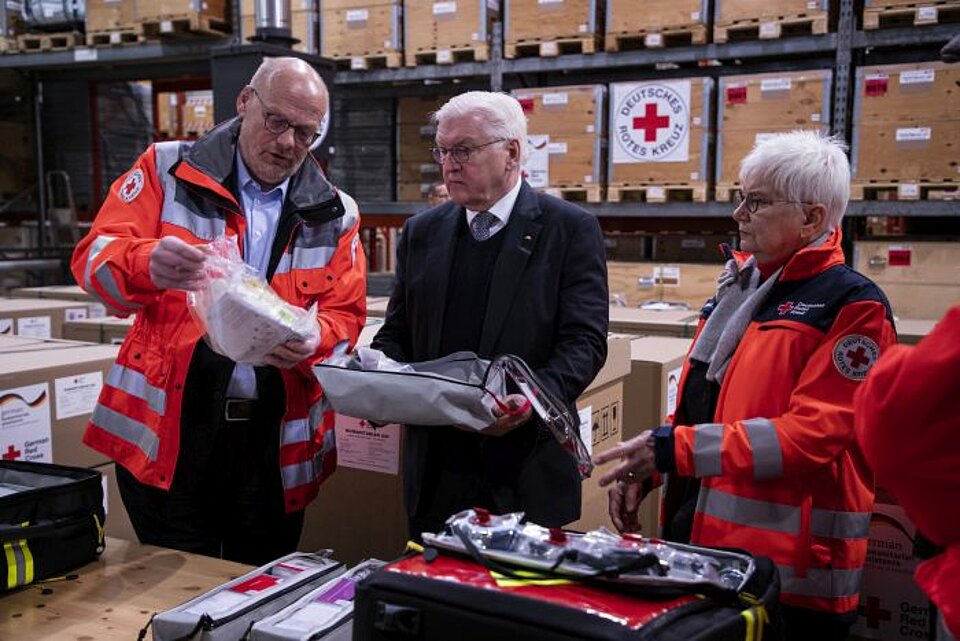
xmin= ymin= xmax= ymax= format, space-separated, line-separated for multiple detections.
xmin=147 ymin=552 xmax=345 ymax=641
xmin=249 ymin=559 xmax=386 ymax=641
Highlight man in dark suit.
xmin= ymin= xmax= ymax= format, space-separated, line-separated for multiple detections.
xmin=372 ymin=91 xmax=609 ymax=538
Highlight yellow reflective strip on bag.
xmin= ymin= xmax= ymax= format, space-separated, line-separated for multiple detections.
xmin=93 ymin=514 xmax=104 ymax=545
xmin=4 ymin=541 xmax=17 ymax=589
xmin=741 ymin=607 xmax=756 ymax=641
xmin=19 ymin=539 xmax=34 ymax=585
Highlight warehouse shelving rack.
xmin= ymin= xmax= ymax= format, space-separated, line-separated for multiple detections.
xmin=0 ymin=1 xmax=956 ymax=225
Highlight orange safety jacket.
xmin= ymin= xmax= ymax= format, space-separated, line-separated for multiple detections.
xmin=661 ymin=230 xmax=896 ymax=613
xmin=71 ymin=119 xmax=367 ymax=513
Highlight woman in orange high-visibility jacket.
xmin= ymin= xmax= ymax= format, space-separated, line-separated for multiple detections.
xmin=856 ymin=305 xmax=960 ymax=641
xmin=71 ymin=58 xmax=366 ymax=565
xmin=595 ymin=131 xmax=897 ymax=641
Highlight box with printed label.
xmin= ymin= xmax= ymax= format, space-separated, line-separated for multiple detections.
xmin=0 ymin=343 xmax=119 ymax=468
xmin=503 ymin=0 xmax=600 ymax=55
xmin=606 ymin=0 xmax=708 ymax=49
xmin=713 ymin=0 xmax=829 ymax=42
xmin=854 ymin=240 xmax=960 ymax=321
xmin=607 ymin=307 xmax=700 ymax=337
xmin=608 ymin=260 xmax=721 ymax=311
xmin=607 ymin=78 xmax=713 ymax=196
xmin=567 ymin=334 xmax=632 ymax=533
xmin=851 ymin=61 xmax=959 ymax=190
xmin=0 ymin=298 xmax=93 ymax=339
xmin=85 ymin=0 xmax=136 ymax=33
xmin=134 ymin=0 xmax=230 ymax=28
xmin=11 ymin=284 xmax=109 ymax=318
xmin=396 ymin=94 xmax=449 ymax=202
xmin=404 ymin=0 xmax=499 ymax=66
xmin=716 ymin=70 xmax=832 ymax=197
xmin=849 ymin=496 xmax=933 ymax=641
xmin=320 ymin=0 xmax=402 ymax=59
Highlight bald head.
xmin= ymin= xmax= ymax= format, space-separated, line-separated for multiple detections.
xmin=249 ymin=57 xmax=328 ymax=107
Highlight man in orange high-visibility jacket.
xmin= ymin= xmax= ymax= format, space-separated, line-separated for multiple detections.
xmin=72 ymin=58 xmax=366 ymax=565
xmin=856 ymin=305 xmax=960 ymax=641
xmin=596 ymin=131 xmax=897 ymax=641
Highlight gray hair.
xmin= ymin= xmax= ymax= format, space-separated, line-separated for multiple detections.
xmin=739 ymin=130 xmax=850 ymax=229
xmin=432 ymin=91 xmax=527 ymax=161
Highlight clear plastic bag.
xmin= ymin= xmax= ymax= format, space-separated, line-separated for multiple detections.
xmin=187 ymin=236 xmax=319 ymax=365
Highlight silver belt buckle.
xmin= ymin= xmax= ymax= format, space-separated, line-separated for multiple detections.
xmin=224 ymin=399 xmax=253 ymax=422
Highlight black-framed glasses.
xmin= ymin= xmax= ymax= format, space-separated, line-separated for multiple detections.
xmin=249 ymin=88 xmax=320 ymax=146
xmin=733 ymin=189 xmax=814 ymax=215
xmin=431 ymin=138 xmax=506 ymax=164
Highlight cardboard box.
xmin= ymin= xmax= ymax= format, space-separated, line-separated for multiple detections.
xmin=849 ymin=496 xmax=933 ymax=641
xmin=504 ymin=0 xmax=599 ymax=46
xmin=0 ymin=334 xmax=95 ymax=354
xmin=63 ymin=316 xmax=136 ymax=344
xmin=567 ymin=334 xmax=632 ymax=532
xmin=85 ymin=0 xmax=136 ymax=32
xmin=714 ymin=0 xmax=829 ymax=24
xmin=896 ymin=318 xmax=936 ymax=346
xmin=854 ymin=241 xmax=960 ymax=321
xmin=0 ymin=298 xmax=93 ymax=339
xmin=607 ymin=307 xmax=700 ymax=337
xmin=608 ymin=261 xmax=720 ymax=311
xmin=404 ymin=0 xmax=498 ymax=64
xmin=607 ymin=0 xmax=708 ymax=35
xmin=0 ymin=343 xmax=119 ymax=468
xmin=320 ymin=0 xmax=402 ymax=58
xmin=11 ymin=285 xmax=109 ymax=318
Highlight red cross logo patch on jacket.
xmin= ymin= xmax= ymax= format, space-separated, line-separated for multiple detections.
xmin=833 ymin=334 xmax=880 ymax=381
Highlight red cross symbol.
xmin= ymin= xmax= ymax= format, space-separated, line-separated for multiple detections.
xmin=846 ymin=346 xmax=870 ymax=369
xmin=632 ymin=103 xmax=670 ymax=142
xmin=2 ymin=444 xmax=21 ymax=460
xmin=777 ymin=301 xmax=794 ymax=316
xmin=858 ymin=595 xmax=891 ymax=629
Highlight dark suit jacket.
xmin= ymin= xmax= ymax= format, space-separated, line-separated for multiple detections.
xmin=372 ymin=181 xmax=609 ymax=528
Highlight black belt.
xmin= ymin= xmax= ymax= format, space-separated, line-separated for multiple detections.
xmin=224 ymin=398 xmax=257 ymax=422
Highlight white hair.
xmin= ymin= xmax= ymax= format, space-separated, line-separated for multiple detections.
xmin=432 ymin=91 xmax=527 ymax=161
xmin=739 ymin=130 xmax=850 ymax=229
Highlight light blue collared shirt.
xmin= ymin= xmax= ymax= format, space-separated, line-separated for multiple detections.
xmin=226 ymin=153 xmax=290 ymax=399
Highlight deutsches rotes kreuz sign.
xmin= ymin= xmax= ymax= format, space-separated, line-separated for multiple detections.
xmin=611 ymin=80 xmax=691 ymax=164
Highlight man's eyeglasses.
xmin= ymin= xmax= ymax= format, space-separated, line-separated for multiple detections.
xmin=431 ymin=139 xmax=506 ymax=164
xmin=249 ymin=88 xmax=320 ymax=146
xmin=732 ymin=189 xmax=814 ymax=215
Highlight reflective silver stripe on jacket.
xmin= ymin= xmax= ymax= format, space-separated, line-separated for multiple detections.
xmin=742 ymin=417 xmax=784 ymax=480
xmin=281 ymin=418 xmax=310 ymax=446
xmin=155 ymin=142 xmax=227 ymax=240
xmin=778 ymin=565 xmax=863 ymax=599
xmin=91 ymin=404 xmax=160 ymax=462
xmin=698 ymin=486 xmax=872 ymax=540
xmin=692 ymin=423 xmax=723 ymax=477
xmin=273 ymin=191 xmax=360 ymax=276
xmin=280 ymin=404 xmax=336 ymax=490
xmin=83 ymin=235 xmax=138 ymax=312
xmin=105 ymin=364 xmax=167 ymax=416
xmin=273 ymin=245 xmax=338 ymax=276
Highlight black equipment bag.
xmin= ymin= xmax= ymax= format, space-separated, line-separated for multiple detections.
xmin=0 ymin=460 xmax=106 ymax=590
xmin=353 ymin=552 xmax=779 ymax=641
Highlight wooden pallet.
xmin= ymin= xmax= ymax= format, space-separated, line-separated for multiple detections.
xmin=542 ymin=184 xmax=603 ymax=203
xmin=851 ymin=180 xmax=959 ymax=201
xmin=138 ymin=13 xmax=230 ymax=40
xmin=333 ymin=51 xmax=403 ymax=71
xmin=405 ymin=44 xmax=489 ymax=67
xmin=86 ymin=29 xmax=142 ymax=47
xmin=0 ymin=38 xmax=15 ymax=54
xmin=17 ymin=31 xmax=84 ymax=52
xmin=608 ymin=183 xmax=708 ymax=203
xmin=863 ymin=1 xmax=960 ymax=29
xmin=605 ymin=25 xmax=708 ymax=51
xmin=504 ymin=35 xmax=599 ymax=59
xmin=715 ymin=183 xmax=740 ymax=202
xmin=714 ymin=14 xmax=828 ymax=43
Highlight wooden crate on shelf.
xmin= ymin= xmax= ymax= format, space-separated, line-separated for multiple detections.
xmin=1 ymin=0 xmax=24 ymax=43
xmin=605 ymin=0 xmax=708 ymax=51
xmin=862 ymin=0 xmax=960 ymax=29
xmin=86 ymin=0 xmax=137 ymax=40
xmin=851 ymin=61 xmax=960 ymax=198
xmin=320 ymin=0 xmax=403 ymax=69
xmin=504 ymin=0 xmax=601 ymax=58
xmin=240 ymin=0 xmax=318 ymax=52
xmin=713 ymin=0 xmax=829 ymax=42
xmin=608 ymin=261 xmax=722 ymax=310
xmin=396 ymin=95 xmax=449 ymax=202
xmin=607 ymin=78 xmax=712 ymax=203
xmin=854 ymin=240 xmax=960 ymax=320
xmin=715 ymin=70 xmax=832 ymax=196
xmin=135 ymin=0 xmax=231 ymax=37
xmin=512 ymin=85 xmax=605 ymax=198
xmin=404 ymin=0 xmax=498 ymax=66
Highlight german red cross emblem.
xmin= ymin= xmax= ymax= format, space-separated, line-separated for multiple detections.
xmin=832 ymin=335 xmax=880 ymax=381
xmin=613 ymin=82 xmax=690 ymax=162
xmin=119 ymin=168 xmax=144 ymax=203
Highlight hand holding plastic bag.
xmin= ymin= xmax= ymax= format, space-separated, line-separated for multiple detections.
xmin=187 ymin=236 xmax=319 ymax=365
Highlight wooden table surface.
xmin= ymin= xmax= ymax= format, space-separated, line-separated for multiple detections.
xmin=0 ymin=537 xmax=252 ymax=640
